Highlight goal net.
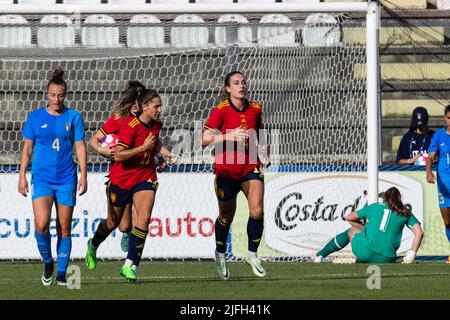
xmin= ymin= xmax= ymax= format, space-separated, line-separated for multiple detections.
xmin=0 ymin=6 xmax=377 ymax=261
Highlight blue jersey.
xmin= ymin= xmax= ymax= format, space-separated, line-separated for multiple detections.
xmin=22 ymin=106 xmax=85 ymax=185
xmin=428 ymin=127 xmax=450 ymax=174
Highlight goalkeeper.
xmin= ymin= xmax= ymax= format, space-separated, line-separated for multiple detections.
xmin=313 ymin=187 xmax=423 ymax=264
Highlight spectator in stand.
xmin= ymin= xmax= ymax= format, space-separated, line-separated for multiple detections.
xmin=396 ymin=106 xmax=434 ymax=165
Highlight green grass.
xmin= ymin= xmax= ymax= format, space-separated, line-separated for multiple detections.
xmin=0 ymin=260 xmax=449 ymax=300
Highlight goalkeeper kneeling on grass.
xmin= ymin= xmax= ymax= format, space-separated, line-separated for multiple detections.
xmin=312 ymin=186 xmax=423 ymax=264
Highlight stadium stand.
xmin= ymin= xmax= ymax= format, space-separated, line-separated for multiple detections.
xmin=1 ymin=1 xmax=450 ymax=165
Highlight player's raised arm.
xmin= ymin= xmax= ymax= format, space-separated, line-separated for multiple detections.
xmin=18 ymin=138 xmax=34 ymax=197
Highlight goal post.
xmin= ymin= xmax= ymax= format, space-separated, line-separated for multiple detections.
xmin=0 ymin=1 xmax=381 ymax=260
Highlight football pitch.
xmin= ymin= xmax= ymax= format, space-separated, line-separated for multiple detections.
xmin=0 ymin=260 xmax=449 ymax=300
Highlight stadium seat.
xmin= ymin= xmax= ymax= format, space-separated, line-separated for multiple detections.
xmin=282 ymin=0 xmax=320 ymax=3
xmin=170 ymin=14 xmax=209 ymax=48
xmin=302 ymin=13 xmax=342 ymax=47
xmin=82 ymin=14 xmax=122 ymax=48
xmin=127 ymin=14 xmax=166 ymax=48
xmin=109 ymin=0 xmax=148 ymax=4
xmin=18 ymin=0 xmax=56 ymax=4
xmin=196 ymin=0 xmax=234 ymax=3
xmin=151 ymin=0 xmax=190 ymax=3
xmin=238 ymin=0 xmax=275 ymax=3
xmin=0 ymin=15 xmax=32 ymax=48
xmin=215 ymin=14 xmax=253 ymax=47
xmin=437 ymin=0 xmax=450 ymax=9
xmin=37 ymin=15 xmax=75 ymax=48
xmin=63 ymin=0 xmax=103 ymax=4
xmin=257 ymin=14 xmax=296 ymax=47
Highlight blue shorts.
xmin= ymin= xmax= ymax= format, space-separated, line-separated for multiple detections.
xmin=108 ymin=180 xmax=158 ymax=208
xmin=214 ymin=165 xmax=264 ymax=202
xmin=437 ymin=173 xmax=450 ymax=208
xmin=31 ymin=183 xmax=77 ymax=207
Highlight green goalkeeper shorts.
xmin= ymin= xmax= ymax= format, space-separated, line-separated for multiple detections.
xmin=351 ymin=233 xmax=395 ymax=264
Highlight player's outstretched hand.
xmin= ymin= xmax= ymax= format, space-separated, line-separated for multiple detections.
xmin=18 ymin=176 xmax=29 ymax=197
xmin=426 ymin=171 xmax=435 ymax=184
xmin=402 ymin=250 xmax=416 ymax=264
xmin=78 ymin=176 xmax=88 ymax=196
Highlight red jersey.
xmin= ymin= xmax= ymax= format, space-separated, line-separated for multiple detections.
xmin=99 ymin=114 xmax=131 ymax=175
xmin=204 ymin=99 xmax=262 ymax=180
xmin=109 ymin=116 xmax=162 ymax=190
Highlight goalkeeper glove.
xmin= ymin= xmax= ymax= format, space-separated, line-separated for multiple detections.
xmin=402 ymin=250 xmax=416 ymax=264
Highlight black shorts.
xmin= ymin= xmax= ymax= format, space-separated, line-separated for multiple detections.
xmin=214 ymin=165 xmax=264 ymax=202
xmin=107 ymin=180 xmax=159 ymax=208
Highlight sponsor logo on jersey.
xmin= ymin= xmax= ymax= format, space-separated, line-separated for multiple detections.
xmin=41 ymin=124 xmax=48 ymax=128
xmin=110 ymin=192 xmax=117 ymax=203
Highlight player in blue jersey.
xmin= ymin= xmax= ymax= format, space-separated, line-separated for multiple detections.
xmin=312 ymin=187 xmax=423 ymax=264
xmin=18 ymin=67 xmax=87 ymax=286
xmin=426 ymin=104 xmax=450 ymax=264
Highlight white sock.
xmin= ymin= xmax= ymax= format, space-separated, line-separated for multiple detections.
xmin=216 ymin=250 xmax=225 ymax=258
xmin=248 ymin=251 xmax=257 ymax=258
xmin=125 ymin=259 xmax=133 ymax=267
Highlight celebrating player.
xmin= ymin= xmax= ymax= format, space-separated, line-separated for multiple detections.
xmin=88 ymin=80 xmax=145 ymax=253
xmin=18 ymin=67 xmax=87 ymax=286
xmin=426 ymin=104 xmax=450 ymax=264
xmin=86 ymin=88 xmax=173 ymax=281
xmin=312 ymin=187 xmax=423 ymax=264
xmin=201 ymin=71 xmax=270 ymax=280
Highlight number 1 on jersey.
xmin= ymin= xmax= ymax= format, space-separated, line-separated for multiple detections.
xmin=52 ymin=138 xmax=60 ymax=152
xmin=379 ymin=209 xmax=391 ymax=232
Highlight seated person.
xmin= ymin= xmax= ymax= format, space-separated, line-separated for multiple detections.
xmin=396 ymin=106 xmax=434 ymax=165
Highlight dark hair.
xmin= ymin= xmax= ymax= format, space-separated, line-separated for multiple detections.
xmin=47 ymin=67 xmax=67 ymax=93
xmin=112 ymin=80 xmax=146 ymax=119
xmin=136 ymin=88 xmax=160 ymax=109
xmin=220 ymin=71 xmax=245 ymax=101
xmin=382 ymin=187 xmax=410 ymax=217
xmin=445 ymin=104 xmax=450 ymax=115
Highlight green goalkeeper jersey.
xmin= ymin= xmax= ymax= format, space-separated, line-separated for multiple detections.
xmin=356 ymin=202 xmax=420 ymax=258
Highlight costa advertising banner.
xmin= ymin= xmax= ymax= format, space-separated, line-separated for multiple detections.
xmin=0 ymin=173 xmax=218 ymax=259
xmin=1 ymin=171 xmax=449 ymax=259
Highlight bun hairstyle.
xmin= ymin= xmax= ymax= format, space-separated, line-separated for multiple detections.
xmin=112 ymin=80 xmax=147 ymax=119
xmin=47 ymin=67 xmax=67 ymax=93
